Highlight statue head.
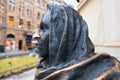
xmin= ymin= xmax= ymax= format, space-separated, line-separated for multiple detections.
xmin=38 ymin=1 xmax=95 ymax=68
xmin=35 ymin=2 xmax=120 ymax=80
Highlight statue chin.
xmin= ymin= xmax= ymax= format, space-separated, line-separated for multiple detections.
xmin=35 ymin=1 xmax=120 ymax=80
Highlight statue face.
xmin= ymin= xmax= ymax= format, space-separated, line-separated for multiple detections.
xmin=38 ymin=10 xmax=51 ymax=58
xmin=36 ymin=1 xmax=95 ymax=68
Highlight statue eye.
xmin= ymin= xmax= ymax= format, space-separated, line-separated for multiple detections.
xmin=40 ymin=23 xmax=45 ymax=30
xmin=40 ymin=22 xmax=48 ymax=30
xmin=40 ymin=26 xmax=44 ymax=30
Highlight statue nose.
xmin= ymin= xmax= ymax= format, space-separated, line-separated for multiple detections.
xmin=33 ymin=30 xmax=45 ymax=41
xmin=32 ymin=30 xmax=40 ymax=39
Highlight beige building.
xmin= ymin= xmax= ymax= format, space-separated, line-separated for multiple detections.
xmin=0 ymin=0 xmax=47 ymax=52
xmin=0 ymin=0 xmax=6 ymax=52
xmin=0 ymin=0 xmax=5 ymax=25
xmin=77 ymin=0 xmax=120 ymax=57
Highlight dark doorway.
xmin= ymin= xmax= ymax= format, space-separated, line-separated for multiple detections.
xmin=18 ymin=40 xmax=22 ymax=50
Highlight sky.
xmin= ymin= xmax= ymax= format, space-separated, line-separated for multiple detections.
xmin=63 ymin=0 xmax=79 ymax=9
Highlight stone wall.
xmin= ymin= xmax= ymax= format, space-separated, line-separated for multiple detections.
xmin=77 ymin=0 xmax=120 ymax=57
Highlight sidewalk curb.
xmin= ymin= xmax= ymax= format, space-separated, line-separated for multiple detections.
xmin=0 ymin=51 xmax=30 ymax=59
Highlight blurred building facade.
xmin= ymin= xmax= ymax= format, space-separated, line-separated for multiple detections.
xmin=0 ymin=0 xmax=6 ymax=47
xmin=0 ymin=0 xmax=47 ymax=52
xmin=51 ymin=0 xmax=62 ymax=3
xmin=77 ymin=0 xmax=120 ymax=57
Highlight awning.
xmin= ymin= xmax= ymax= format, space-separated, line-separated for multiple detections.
xmin=24 ymin=32 xmax=33 ymax=37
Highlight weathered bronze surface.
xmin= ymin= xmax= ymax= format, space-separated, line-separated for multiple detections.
xmin=35 ymin=1 xmax=120 ymax=80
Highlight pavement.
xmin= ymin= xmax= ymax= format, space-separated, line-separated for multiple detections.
xmin=1 ymin=68 xmax=36 ymax=80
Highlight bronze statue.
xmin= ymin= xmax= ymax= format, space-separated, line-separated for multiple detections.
xmin=34 ymin=1 xmax=120 ymax=80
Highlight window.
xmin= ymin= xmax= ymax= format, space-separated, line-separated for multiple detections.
xmin=37 ymin=11 xmax=40 ymax=19
xmin=27 ymin=7 xmax=32 ymax=17
xmin=26 ymin=36 xmax=32 ymax=46
xmin=8 ymin=16 xmax=14 ymax=27
xmin=18 ymin=19 xmax=23 ymax=28
xmin=0 ymin=12 xmax=5 ymax=24
xmin=19 ymin=3 xmax=24 ymax=15
xmin=27 ymin=21 xmax=31 ymax=29
xmin=9 ymin=0 xmax=15 ymax=11
xmin=19 ymin=19 xmax=23 ymax=25
xmin=36 ymin=0 xmax=40 ymax=7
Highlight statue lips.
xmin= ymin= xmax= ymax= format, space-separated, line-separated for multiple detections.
xmin=38 ymin=45 xmax=47 ymax=58
xmin=38 ymin=45 xmax=42 ymax=51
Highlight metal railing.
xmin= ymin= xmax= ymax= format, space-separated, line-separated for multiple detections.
xmin=0 ymin=51 xmax=30 ymax=60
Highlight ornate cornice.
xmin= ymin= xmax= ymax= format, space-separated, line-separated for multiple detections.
xmin=0 ymin=25 xmax=32 ymax=32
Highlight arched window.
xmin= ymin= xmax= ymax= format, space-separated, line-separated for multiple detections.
xmin=6 ymin=34 xmax=15 ymax=50
xmin=6 ymin=34 xmax=15 ymax=39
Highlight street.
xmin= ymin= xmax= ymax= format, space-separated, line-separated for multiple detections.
xmin=1 ymin=68 xmax=36 ymax=80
